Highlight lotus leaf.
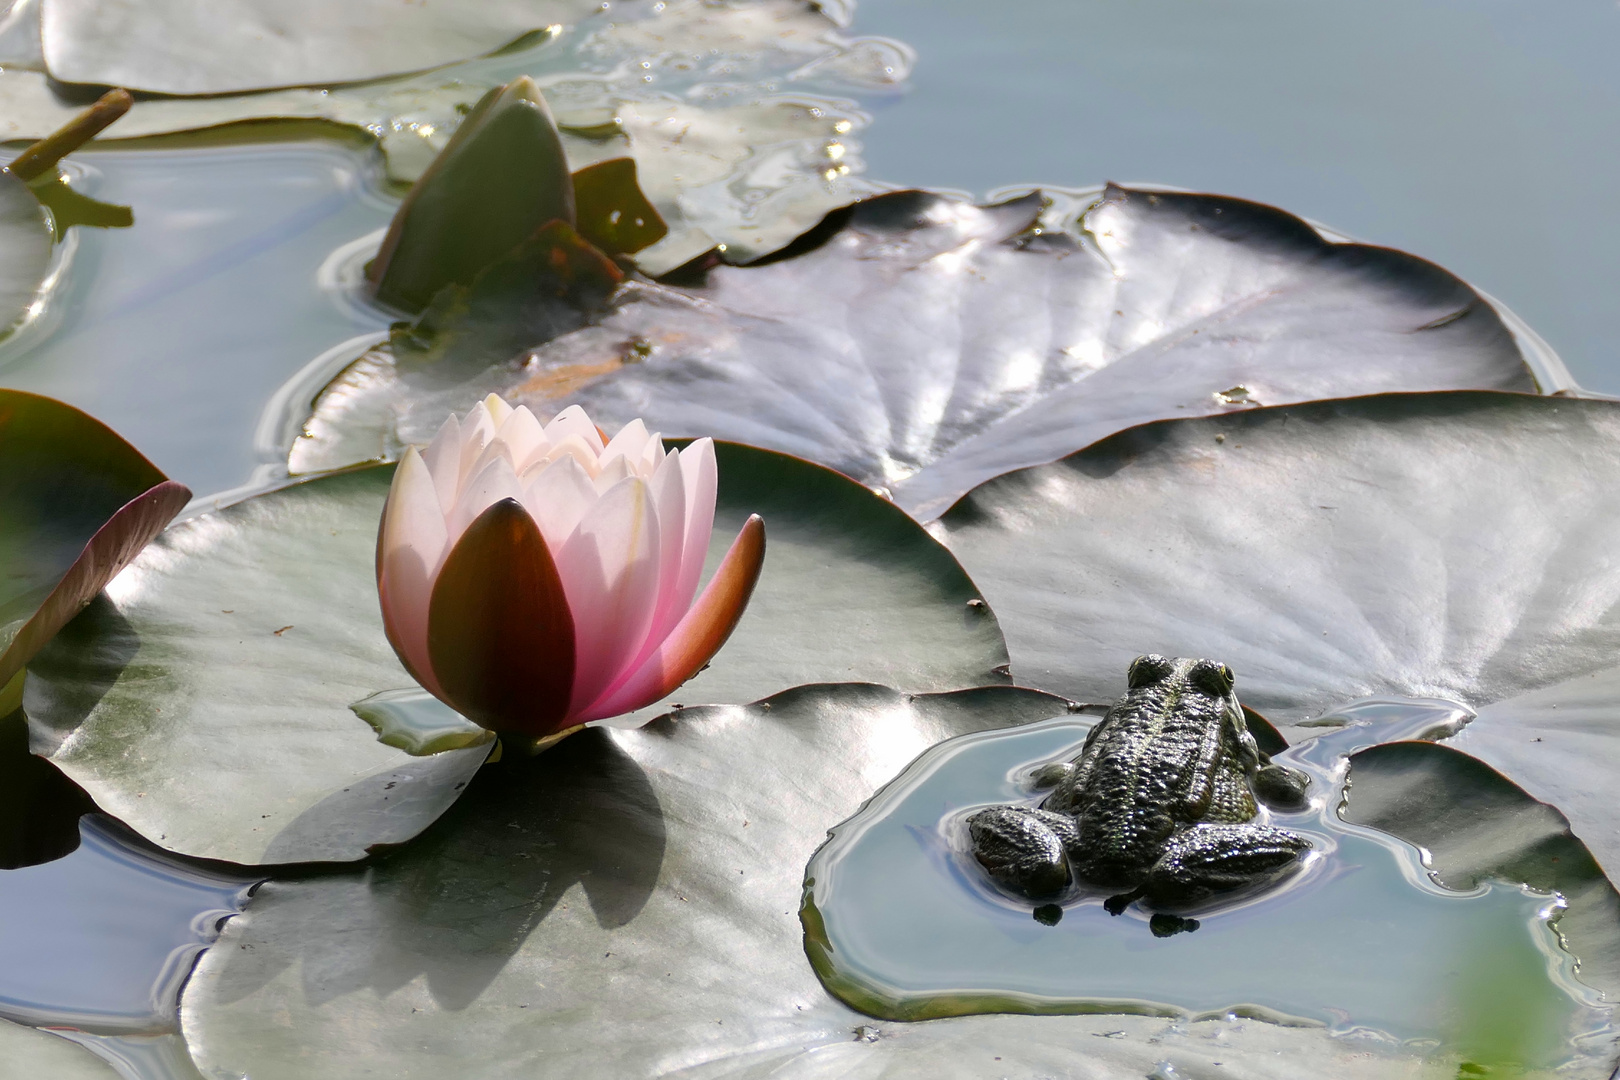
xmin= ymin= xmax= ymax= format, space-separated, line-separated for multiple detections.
xmin=22 ymin=441 xmax=1005 ymax=864
xmin=183 ymin=684 xmax=1444 ymax=1079
xmin=0 ymin=1 xmax=899 ymax=267
xmin=39 ymin=0 xmax=598 ymax=94
xmin=0 ymin=1019 xmax=116 ymax=1079
xmin=0 ymin=389 xmax=189 ymax=707
xmin=288 ymin=186 xmax=1553 ymax=518
xmin=939 ymin=391 xmax=1620 ymax=884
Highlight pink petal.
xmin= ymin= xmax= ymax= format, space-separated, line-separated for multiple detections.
xmin=592 ymin=453 xmax=633 ymax=494
xmin=426 ymin=497 xmax=576 ymax=736
xmin=457 ymin=403 xmax=498 ymax=479
xmin=599 ymin=418 xmax=651 ymax=472
xmin=545 ymin=404 xmax=605 ymax=454
xmin=673 ymin=437 xmax=718 ymax=614
xmin=520 ymin=454 xmax=599 ymax=551
xmin=481 ymin=393 xmax=514 ymax=426
xmin=377 ymin=447 xmax=450 ymax=697
xmin=583 ymin=514 xmax=765 ymax=724
xmin=556 ymin=475 xmax=663 ymax=714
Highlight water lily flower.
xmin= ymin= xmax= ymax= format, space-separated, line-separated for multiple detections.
xmin=377 ymin=395 xmax=765 ymax=740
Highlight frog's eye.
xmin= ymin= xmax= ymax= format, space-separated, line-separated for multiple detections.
xmin=1189 ymin=659 xmax=1235 ymax=696
xmin=1126 ymin=654 xmax=1175 ymax=688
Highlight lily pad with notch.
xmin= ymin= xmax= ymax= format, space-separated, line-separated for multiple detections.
xmin=287 ymin=185 xmax=1554 ymax=518
xmin=22 ymin=440 xmax=1008 ymax=864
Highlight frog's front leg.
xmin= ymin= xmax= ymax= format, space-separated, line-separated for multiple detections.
xmin=1140 ymin=823 xmax=1311 ymax=908
xmin=967 ymin=806 xmax=1081 ymax=900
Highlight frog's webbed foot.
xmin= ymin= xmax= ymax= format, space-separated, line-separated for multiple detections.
xmin=967 ymin=806 xmax=1080 ymax=900
xmin=1253 ymin=763 xmax=1311 ymax=811
xmin=1142 ymin=823 xmax=1311 ymax=908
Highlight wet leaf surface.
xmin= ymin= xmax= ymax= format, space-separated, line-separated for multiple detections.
xmin=39 ymin=0 xmax=598 ymax=94
xmin=289 ymin=186 xmax=1546 ymax=517
xmin=939 ymin=391 xmax=1620 ymax=895
xmin=22 ymin=440 xmax=1004 ymax=863
xmin=0 ymin=1019 xmax=118 ymax=1079
xmin=183 ymin=684 xmax=1449 ymax=1079
xmin=0 ymin=389 xmax=188 ymax=695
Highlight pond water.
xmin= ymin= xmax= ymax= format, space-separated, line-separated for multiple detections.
xmin=804 ymin=702 xmax=1613 ymax=1071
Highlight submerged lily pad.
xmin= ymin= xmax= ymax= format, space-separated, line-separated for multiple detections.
xmin=288 ymin=186 xmax=1551 ymax=517
xmin=0 ymin=389 xmax=190 ymax=704
xmin=23 ymin=441 xmax=1005 ymax=864
xmin=39 ymin=0 xmax=597 ymax=94
xmin=184 ymin=684 xmax=1457 ymax=1079
xmin=0 ymin=170 xmax=52 ymax=340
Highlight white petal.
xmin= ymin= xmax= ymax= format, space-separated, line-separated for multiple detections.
xmin=599 ymin=418 xmax=651 ymax=473
xmin=458 ymin=403 xmax=498 ymax=481
xmin=521 ymin=454 xmax=599 ymax=551
xmin=445 ymin=453 xmax=524 ymax=552
xmin=593 ymin=453 xmax=633 ymax=494
xmin=556 ymin=476 xmax=663 ymax=714
xmin=496 ymin=406 xmax=547 ymax=474
xmin=420 ymin=413 xmax=463 ymax=515
xmin=482 ymin=393 xmax=514 ymax=426
xmin=379 ymin=447 xmax=449 ymax=695
xmin=545 ymin=404 xmax=605 ymax=454
xmin=536 ymin=433 xmax=600 ymax=477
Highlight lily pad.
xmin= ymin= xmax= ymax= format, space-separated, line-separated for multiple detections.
xmin=1 ymin=1 xmax=898 ymax=267
xmin=39 ymin=0 xmax=597 ymax=94
xmin=287 ymin=186 xmax=1551 ymax=517
xmin=23 ymin=441 xmax=1005 ymax=864
xmin=0 ymin=389 xmax=190 ymax=704
xmin=1343 ymin=739 xmax=1620 ymax=1002
xmin=937 ymin=391 xmax=1620 ymax=873
xmin=0 ymin=1020 xmax=117 ymax=1079
xmin=0 ymin=170 xmax=52 ymax=341
xmin=183 ymin=684 xmax=1447 ymax=1079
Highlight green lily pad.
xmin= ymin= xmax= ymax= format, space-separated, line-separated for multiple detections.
xmin=0 ymin=169 xmax=52 ymax=341
xmin=1343 ymin=740 xmax=1620 ymax=1005
xmin=182 ymin=683 xmax=1449 ymax=1079
xmin=287 ymin=187 xmax=1551 ymax=517
xmin=23 ymin=440 xmax=1005 ymax=864
xmin=38 ymin=0 xmax=597 ymax=94
xmin=0 ymin=1020 xmax=117 ymax=1079
xmin=938 ymin=390 xmax=1620 ymax=909
xmin=0 ymin=389 xmax=190 ymax=703
xmin=2 ymin=1 xmax=896 ymax=268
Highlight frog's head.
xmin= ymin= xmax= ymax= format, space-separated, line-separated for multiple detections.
xmin=1127 ymin=654 xmax=1242 ymax=715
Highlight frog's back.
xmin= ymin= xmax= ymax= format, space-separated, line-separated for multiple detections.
xmin=1044 ymin=655 xmax=1257 ymax=885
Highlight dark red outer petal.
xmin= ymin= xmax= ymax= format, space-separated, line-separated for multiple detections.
xmin=427 ymin=497 xmax=577 ymax=736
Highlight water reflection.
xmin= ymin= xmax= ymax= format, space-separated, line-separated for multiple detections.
xmin=0 ymin=816 xmax=253 ymax=1033
xmin=804 ymin=700 xmax=1611 ymax=1070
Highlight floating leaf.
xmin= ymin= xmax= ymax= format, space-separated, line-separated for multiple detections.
xmin=370 ymin=78 xmax=574 ymax=313
xmin=0 ymin=170 xmax=52 ymax=340
xmin=0 ymin=390 xmax=190 ymax=704
xmin=38 ymin=0 xmax=598 ymax=95
xmin=288 ymin=187 xmax=1551 ymax=516
xmin=0 ymin=1020 xmax=116 ymax=1079
xmin=1 ymin=1 xmax=894 ymax=267
xmin=183 ymin=684 xmax=1447 ymax=1079
xmin=570 ymin=157 xmax=667 ymax=256
xmin=23 ymin=441 xmax=1005 ymax=863
xmin=1343 ymin=740 xmax=1620 ymax=1002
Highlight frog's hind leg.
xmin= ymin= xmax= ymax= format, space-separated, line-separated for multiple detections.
xmin=1142 ymin=823 xmax=1311 ymax=909
xmin=967 ymin=807 xmax=1080 ymax=900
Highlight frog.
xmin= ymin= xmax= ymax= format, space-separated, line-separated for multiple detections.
xmin=967 ymin=654 xmax=1313 ymax=912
